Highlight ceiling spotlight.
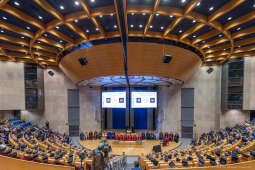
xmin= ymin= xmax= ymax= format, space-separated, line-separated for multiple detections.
xmin=59 ymin=40 xmax=63 ymax=43
xmin=74 ymin=1 xmax=79 ymax=6
xmin=14 ymin=1 xmax=20 ymax=6
xmin=114 ymin=25 xmax=117 ymax=28
xmin=130 ymin=24 xmax=134 ymax=28
xmin=218 ymin=34 xmax=222 ymax=37
xmin=99 ymin=15 xmax=103 ymax=18
xmin=110 ymin=13 xmax=113 ymax=16
xmin=2 ymin=16 xmax=7 ymax=20
xmin=192 ymin=20 xmax=196 ymax=23
xmin=21 ymin=44 xmax=24 ymax=47
xmin=0 ymin=30 xmax=4 ymax=33
xmin=227 ymin=17 xmax=232 ymax=21
xmin=21 ymin=36 xmax=24 ymax=39
xmin=91 ymin=0 xmax=95 ymax=3
xmin=253 ymin=4 xmax=255 ymax=8
xmin=139 ymin=24 xmax=143 ymax=28
xmin=56 ymin=26 xmax=60 ymax=29
xmin=196 ymin=2 xmax=201 ymax=6
xmin=202 ymin=41 xmax=205 ymax=43
xmin=149 ymin=25 xmax=153 ymax=28
xmin=142 ymin=13 xmax=146 ymax=16
xmin=237 ymin=27 xmax=241 ymax=31
xmin=193 ymin=35 xmax=196 ymax=38
xmin=209 ymin=6 xmax=214 ymax=11
xmin=26 ymin=26 xmax=31 ymax=30
xmin=181 ymin=0 xmax=186 ymax=3
xmin=156 ymin=13 xmax=159 ymax=16
xmin=160 ymin=26 xmax=164 ymax=30
xmin=96 ymin=28 xmax=99 ymax=31
xmin=38 ymin=41 xmax=41 ymax=43
xmin=179 ymin=30 xmax=182 ymax=33
xmin=60 ymin=5 xmax=64 ymax=10
xmin=169 ymin=15 xmax=173 ymax=18
xmin=74 ymin=19 xmax=78 ymax=23
xmin=44 ymin=34 xmax=47 ymax=37
xmin=131 ymin=13 xmax=134 ymax=15
xmin=38 ymin=16 xmax=43 ymax=20
xmin=86 ymin=29 xmax=90 ymax=33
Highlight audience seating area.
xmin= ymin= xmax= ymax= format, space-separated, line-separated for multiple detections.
xmin=140 ymin=121 xmax=255 ymax=169
xmin=0 ymin=119 xmax=93 ymax=170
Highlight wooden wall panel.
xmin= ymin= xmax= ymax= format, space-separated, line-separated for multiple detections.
xmin=127 ymin=43 xmax=201 ymax=82
xmin=59 ymin=43 xmax=201 ymax=84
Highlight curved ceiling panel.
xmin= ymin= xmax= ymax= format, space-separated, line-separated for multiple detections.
xmin=59 ymin=42 xmax=201 ymax=84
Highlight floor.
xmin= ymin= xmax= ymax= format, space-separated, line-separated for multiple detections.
xmin=78 ymin=139 xmax=182 ymax=156
xmin=71 ymin=137 xmax=191 ymax=169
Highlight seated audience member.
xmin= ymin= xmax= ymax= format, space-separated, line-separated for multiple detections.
xmin=174 ymin=133 xmax=179 ymax=143
xmin=132 ymin=161 xmax=142 ymax=170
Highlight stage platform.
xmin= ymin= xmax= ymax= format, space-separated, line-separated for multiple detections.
xmin=79 ymin=139 xmax=182 ymax=156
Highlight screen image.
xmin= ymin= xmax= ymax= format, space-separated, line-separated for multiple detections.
xmin=102 ymin=92 xmax=126 ymax=108
xmin=131 ymin=92 xmax=157 ymax=108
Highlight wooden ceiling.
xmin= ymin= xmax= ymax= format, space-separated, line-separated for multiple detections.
xmin=0 ymin=0 xmax=254 ymax=67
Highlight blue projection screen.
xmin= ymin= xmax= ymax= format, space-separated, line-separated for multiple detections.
xmin=102 ymin=92 xmax=126 ymax=108
xmin=131 ymin=92 xmax=157 ymax=108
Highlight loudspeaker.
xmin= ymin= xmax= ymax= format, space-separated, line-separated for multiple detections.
xmin=162 ymin=55 xmax=173 ymax=63
xmin=48 ymin=71 xmax=54 ymax=76
xmin=152 ymin=145 xmax=161 ymax=153
xmin=207 ymin=67 xmax=214 ymax=74
xmin=78 ymin=57 xmax=88 ymax=66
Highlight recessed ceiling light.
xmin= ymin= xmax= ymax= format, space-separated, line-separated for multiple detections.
xmin=38 ymin=41 xmax=41 ymax=43
xmin=26 ymin=26 xmax=31 ymax=30
xmin=74 ymin=19 xmax=78 ymax=23
xmin=193 ymin=35 xmax=196 ymax=38
xmin=149 ymin=25 xmax=153 ymax=28
xmin=139 ymin=24 xmax=143 ymax=28
xmin=56 ymin=26 xmax=59 ymax=29
xmin=218 ymin=34 xmax=222 ymax=37
xmin=209 ymin=6 xmax=214 ymax=11
xmin=179 ymin=30 xmax=182 ymax=33
xmin=156 ymin=13 xmax=159 ymax=16
xmin=130 ymin=24 xmax=134 ymax=28
xmin=202 ymin=41 xmax=205 ymax=43
xmin=60 ymin=40 xmax=63 ymax=43
xmin=237 ymin=27 xmax=241 ymax=31
xmin=169 ymin=15 xmax=173 ymax=18
xmin=38 ymin=16 xmax=43 ymax=20
xmin=2 ymin=16 xmax=7 ymax=20
xmin=227 ymin=17 xmax=232 ymax=21
xmin=131 ymin=13 xmax=134 ymax=16
xmin=21 ymin=36 xmax=24 ymax=39
xmin=110 ymin=13 xmax=113 ymax=16
xmin=14 ymin=1 xmax=20 ymax=6
xmin=86 ymin=29 xmax=90 ymax=33
xmin=21 ymin=44 xmax=24 ymax=47
xmin=160 ymin=26 xmax=164 ymax=30
xmin=96 ymin=28 xmax=99 ymax=31
xmin=60 ymin=5 xmax=64 ymax=10
xmin=114 ymin=25 xmax=117 ymax=28
xmin=142 ymin=13 xmax=146 ymax=16
xmin=193 ymin=20 xmax=196 ymax=23
xmin=74 ymin=1 xmax=79 ymax=6
xmin=238 ymin=46 xmax=241 ymax=48
xmin=196 ymin=2 xmax=201 ymax=6
xmin=91 ymin=0 xmax=95 ymax=3
xmin=0 ymin=30 xmax=4 ymax=33
xmin=99 ymin=15 xmax=103 ymax=18
xmin=253 ymin=4 xmax=255 ymax=8
xmin=181 ymin=0 xmax=186 ymax=3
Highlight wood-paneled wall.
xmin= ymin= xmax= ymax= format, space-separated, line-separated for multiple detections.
xmin=59 ymin=42 xmax=201 ymax=84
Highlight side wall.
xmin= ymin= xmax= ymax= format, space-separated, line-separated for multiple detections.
xmin=243 ymin=56 xmax=255 ymax=110
xmin=158 ymin=66 xmax=249 ymax=136
xmin=0 ymin=61 xmax=25 ymax=110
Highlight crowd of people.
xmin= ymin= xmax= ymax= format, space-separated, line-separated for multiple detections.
xmin=143 ymin=120 xmax=255 ymax=168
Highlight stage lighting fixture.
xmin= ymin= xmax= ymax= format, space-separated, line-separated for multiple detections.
xmin=162 ymin=54 xmax=173 ymax=63
xmin=48 ymin=70 xmax=54 ymax=76
xmin=207 ymin=67 xmax=214 ymax=74
xmin=78 ymin=57 xmax=88 ymax=66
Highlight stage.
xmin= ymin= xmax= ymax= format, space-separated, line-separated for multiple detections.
xmin=79 ymin=139 xmax=182 ymax=156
